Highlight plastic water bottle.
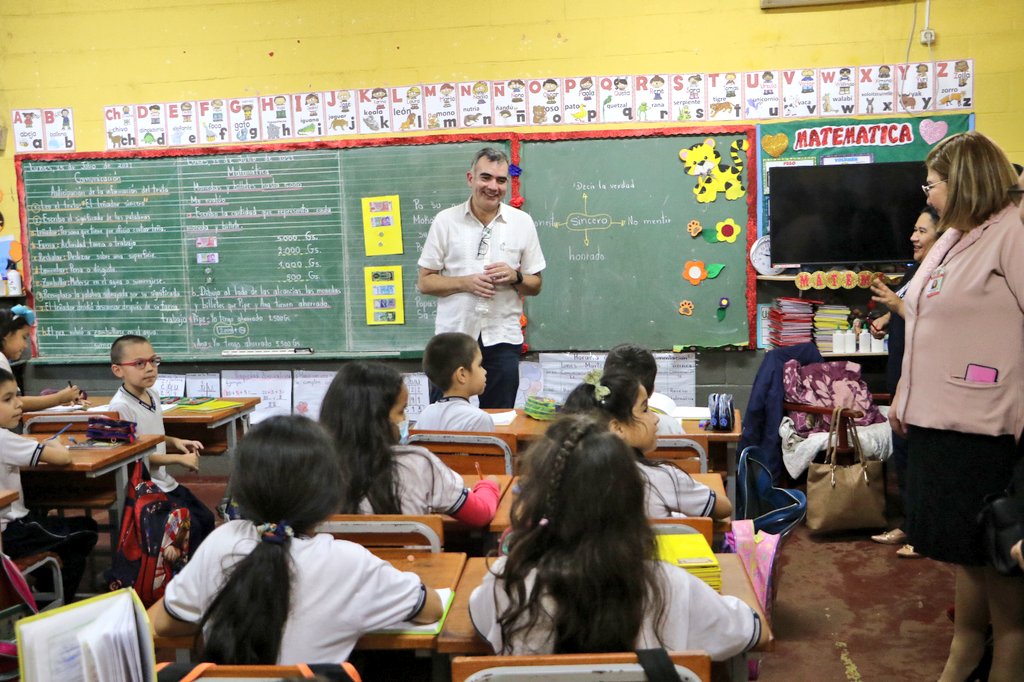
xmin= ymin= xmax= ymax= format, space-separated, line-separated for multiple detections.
xmin=6 ymin=269 xmax=22 ymax=296
xmin=474 ymin=297 xmax=490 ymax=316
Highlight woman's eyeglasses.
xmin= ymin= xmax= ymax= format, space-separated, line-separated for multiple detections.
xmin=116 ymin=356 xmax=162 ymax=370
xmin=921 ymin=179 xmax=946 ymax=196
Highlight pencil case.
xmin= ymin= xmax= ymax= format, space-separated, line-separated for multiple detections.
xmin=85 ymin=416 xmax=137 ymax=443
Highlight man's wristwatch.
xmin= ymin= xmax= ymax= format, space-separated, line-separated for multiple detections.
xmin=514 ymin=270 xmax=524 ymax=285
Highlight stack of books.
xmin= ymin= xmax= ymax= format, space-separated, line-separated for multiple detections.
xmin=655 ymin=533 xmax=722 ymax=592
xmin=766 ymin=297 xmax=820 ymax=348
xmin=813 ymin=304 xmax=851 ymax=353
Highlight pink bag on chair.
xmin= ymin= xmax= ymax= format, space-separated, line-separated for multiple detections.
xmin=0 ymin=554 xmax=39 ymax=675
xmin=730 ymin=519 xmax=780 ymax=620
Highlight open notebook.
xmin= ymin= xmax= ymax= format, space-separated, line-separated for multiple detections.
xmin=16 ymin=588 xmax=155 ymax=682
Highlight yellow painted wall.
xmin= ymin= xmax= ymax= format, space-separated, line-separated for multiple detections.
xmin=1 ymin=0 xmax=1022 ymax=244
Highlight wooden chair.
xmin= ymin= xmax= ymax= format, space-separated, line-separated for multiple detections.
xmin=649 ymin=516 xmax=714 ymax=545
xmin=316 ymin=514 xmax=444 ymax=553
xmin=784 ymin=392 xmax=890 ymax=464
xmin=653 ymin=434 xmax=709 ymax=473
xmin=451 ymin=651 xmax=711 ymax=682
xmin=407 ymin=431 xmax=517 ymax=476
xmin=12 ymin=551 xmax=63 ymax=610
xmin=153 ymin=662 xmax=361 ymax=680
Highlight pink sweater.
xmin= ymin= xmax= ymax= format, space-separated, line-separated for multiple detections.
xmin=895 ymin=205 xmax=1024 ymax=439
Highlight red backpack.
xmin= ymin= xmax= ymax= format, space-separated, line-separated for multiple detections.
xmin=105 ymin=462 xmax=191 ymax=607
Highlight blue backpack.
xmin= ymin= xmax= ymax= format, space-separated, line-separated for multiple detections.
xmin=736 ymin=446 xmax=806 ymax=537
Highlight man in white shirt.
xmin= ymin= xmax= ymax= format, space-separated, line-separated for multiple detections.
xmin=418 ymin=148 xmax=546 ymax=408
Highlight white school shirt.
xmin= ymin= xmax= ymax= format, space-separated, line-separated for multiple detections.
xmin=0 ymin=429 xmax=45 ymax=530
xmin=357 ymin=445 xmax=468 ymax=515
xmin=108 ymin=385 xmax=177 ymax=492
xmin=469 ymin=556 xmax=760 ymax=661
xmin=637 ymin=462 xmax=716 ymax=518
xmin=414 ymin=397 xmax=495 ymax=432
xmin=418 ymin=200 xmax=546 ymax=347
xmin=163 ymin=520 xmax=426 ymax=664
xmin=0 ymin=355 xmax=12 ymax=375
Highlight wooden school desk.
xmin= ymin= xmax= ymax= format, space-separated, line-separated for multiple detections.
xmin=438 ymin=553 xmax=774 ymax=679
xmin=0 ymin=489 xmax=19 ymax=517
xmin=155 ymin=550 xmax=468 ymax=664
xmin=161 ymin=397 xmax=261 ymax=457
xmin=20 ymin=434 xmax=164 ymax=546
xmin=488 ymin=473 xmax=727 ymax=536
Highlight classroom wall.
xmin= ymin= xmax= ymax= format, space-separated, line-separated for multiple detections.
xmin=2 ymin=0 xmax=1020 ymax=405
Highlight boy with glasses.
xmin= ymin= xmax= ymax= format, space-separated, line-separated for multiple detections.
xmin=108 ymin=334 xmax=214 ymax=552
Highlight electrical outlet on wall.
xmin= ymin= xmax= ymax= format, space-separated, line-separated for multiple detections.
xmin=920 ymin=28 xmax=937 ymax=45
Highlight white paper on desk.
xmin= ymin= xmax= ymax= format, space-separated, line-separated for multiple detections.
xmin=37 ymin=404 xmax=84 ymax=413
xmin=402 ymin=373 xmax=430 ymax=420
xmin=672 ymin=406 xmax=711 ymax=420
xmin=369 ymin=588 xmax=454 ymax=635
xmin=221 ymin=370 xmax=291 ymax=424
xmin=293 ymin=371 xmax=334 ymax=420
xmin=154 ymin=374 xmax=185 ymax=399
xmin=87 ymin=404 xmax=116 ymax=413
xmin=490 ymin=410 xmax=518 ymax=426
xmin=185 ymin=373 xmax=221 ymax=398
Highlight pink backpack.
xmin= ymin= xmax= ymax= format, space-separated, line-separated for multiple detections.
xmin=0 ymin=553 xmax=39 ymax=675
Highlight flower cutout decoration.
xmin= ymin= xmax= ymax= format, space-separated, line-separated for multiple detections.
xmin=678 ymin=300 xmax=694 ymax=316
xmin=682 ymin=260 xmax=707 ymax=285
xmin=716 ymin=297 xmax=730 ymax=322
xmin=687 ymin=220 xmax=703 ymax=237
xmin=508 ymin=164 xmax=522 ymax=177
xmin=715 ymin=218 xmax=742 ymax=243
xmin=510 ymin=196 xmax=524 ymax=208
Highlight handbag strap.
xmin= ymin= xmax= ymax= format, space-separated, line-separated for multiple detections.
xmin=635 ymin=648 xmax=684 ymax=682
xmin=823 ymin=406 xmax=844 ymax=467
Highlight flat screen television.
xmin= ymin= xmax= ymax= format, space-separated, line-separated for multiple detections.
xmin=768 ymin=161 xmax=926 ymax=267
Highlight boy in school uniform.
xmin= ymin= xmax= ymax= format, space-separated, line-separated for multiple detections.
xmin=415 ymin=332 xmax=495 ymax=432
xmin=107 ymin=335 xmax=215 ymax=551
xmin=0 ymin=368 xmax=98 ymax=601
xmin=604 ymin=343 xmax=685 ymax=436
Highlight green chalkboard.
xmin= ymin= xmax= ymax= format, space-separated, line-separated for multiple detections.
xmin=519 ymin=131 xmax=754 ymax=350
xmin=18 ymin=140 xmax=508 ymax=362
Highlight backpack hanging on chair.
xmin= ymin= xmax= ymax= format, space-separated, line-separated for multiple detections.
xmin=737 ymin=446 xmax=807 ymax=538
xmin=0 ymin=555 xmax=38 ymax=680
xmin=105 ymin=462 xmax=191 ymax=607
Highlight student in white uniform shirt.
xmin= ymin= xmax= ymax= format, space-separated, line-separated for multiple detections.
xmin=565 ymin=371 xmax=731 ymax=521
xmin=320 ymin=361 xmax=500 ymax=527
xmin=0 ymin=306 xmax=86 ymax=409
xmin=0 ymin=368 xmax=98 ymax=601
xmin=415 ymin=332 xmax=495 ymax=432
xmin=417 ymin=147 xmax=546 ymax=409
xmin=149 ymin=416 xmax=443 ymax=664
xmin=469 ymin=414 xmax=762 ymax=660
xmin=107 ymin=335 xmax=215 ymax=551
xmin=604 ymin=342 xmax=684 ymax=436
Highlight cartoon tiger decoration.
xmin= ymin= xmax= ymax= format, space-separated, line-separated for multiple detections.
xmin=678 ymin=138 xmax=749 ymax=203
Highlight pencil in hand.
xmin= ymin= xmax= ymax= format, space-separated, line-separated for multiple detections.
xmin=475 ymin=461 xmax=484 ymax=480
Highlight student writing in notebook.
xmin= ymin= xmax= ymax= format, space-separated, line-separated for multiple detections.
xmin=415 ymin=332 xmax=495 ymax=432
xmin=107 ymin=335 xmax=214 ymax=552
xmin=0 ymin=368 xmax=98 ymax=602
xmin=469 ymin=413 xmax=762 ymax=660
xmin=149 ymin=416 xmax=443 ymax=664
xmin=0 ymin=306 xmax=87 ymax=410
xmin=319 ymin=361 xmax=499 ymax=527
xmin=564 ymin=370 xmax=731 ymax=521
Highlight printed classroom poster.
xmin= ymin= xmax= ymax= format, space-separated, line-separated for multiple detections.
xmin=196 ymin=99 xmax=228 ymax=145
xmin=671 ymin=73 xmax=707 ymax=122
xmin=135 ymin=103 xmax=167 ymax=148
xmin=293 ymin=91 xmax=327 ymax=138
xmin=423 ymin=82 xmax=458 ymax=131
xmin=817 ymin=67 xmax=857 ymax=117
xmin=103 ymin=105 xmax=136 ymax=150
xmin=357 ymin=86 xmax=391 ymax=134
xmin=361 ymin=195 xmax=403 ymax=257
xmin=894 ymin=62 xmax=935 ymax=114
xmin=935 ymin=59 xmax=973 ymax=110
xmin=260 ymin=95 xmax=293 ymax=141
xmin=744 ymin=71 xmax=780 ymax=120
xmin=390 ymin=85 xmax=424 ymax=132
xmin=527 ymin=77 xmax=563 ymax=126
xmin=856 ymin=65 xmax=896 ymax=116
xmin=227 ymin=97 xmax=260 ymax=143
xmin=781 ymin=68 xmax=819 ymax=118
xmin=706 ymin=72 xmax=743 ymax=121
xmin=492 ymin=79 xmax=528 ymax=127
xmin=42 ymin=107 xmax=76 ymax=151
xmin=562 ymin=76 xmax=599 ymax=125
xmin=458 ymin=80 xmax=493 ymax=129
xmin=634 ymin=74 xmax=671 ymax=123
xmin=324 ymin=90 xmax=357 ymax=135
xmin=166 ymin=101 xmax=200 ymax=146
xmin=597 ymin=75 xmax=633 ymax=123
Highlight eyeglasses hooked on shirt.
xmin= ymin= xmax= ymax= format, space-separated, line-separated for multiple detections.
xmin=116 ymin=355 xmax=162 ymax=370
xmin=476 ymin=225 xmax=492 ymax=260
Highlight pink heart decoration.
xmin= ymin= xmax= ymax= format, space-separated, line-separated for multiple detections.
xmin=920 ymin=119 xmax=948 ymax=145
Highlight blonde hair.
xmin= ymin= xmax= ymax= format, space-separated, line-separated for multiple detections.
xmin=925 ymin=131 xmax=1017 ymax=232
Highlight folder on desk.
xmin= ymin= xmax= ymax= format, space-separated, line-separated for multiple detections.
xmin=656 ymin=534 xmax=721 ymax=592
xmin=176 ymin=399 xmax=243 ymax=412
xmin=368 ymin=588 xmax=454 ymax=635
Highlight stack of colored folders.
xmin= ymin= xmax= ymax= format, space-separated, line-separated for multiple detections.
xmin=813 ymin=304 xmax=851 ymax=353
xmin=655 ymin=533 xmax=722 ymax=592
xmin=766 ymin=296 xmax=820 ymax=348
xmin=523 ymin=396 xmax=560 ymax=421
